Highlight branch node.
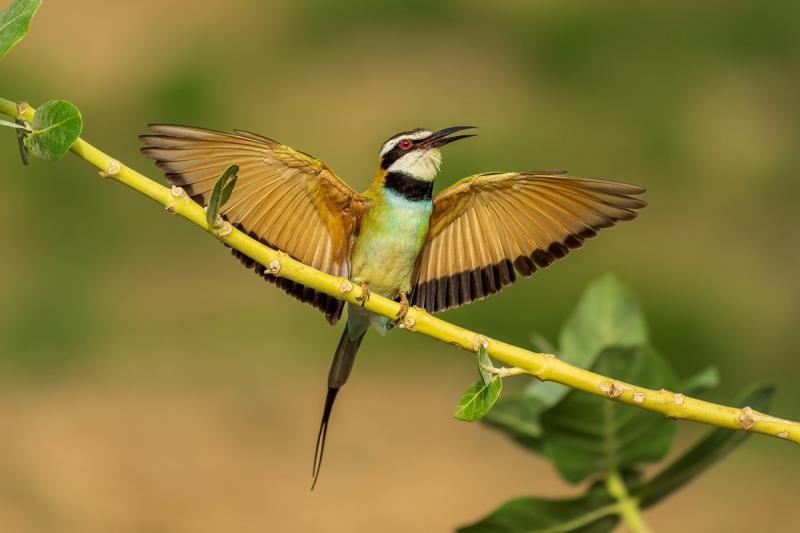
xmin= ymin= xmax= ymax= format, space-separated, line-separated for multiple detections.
xmin=472 ymin=335 xmax=490 ymax=352
xmin=674 ymin=393 xmax=685 ymax=406
xmin=533 ymin=352 xmax=556 ymax=380
xmin=738 ymin=406 xmax=757 ymax=430
xmin=600 ymin=380 xmax=624 ymax=398
xmin=216 ymin=221 xmax=233 ymax=237
xmin=166 ymin=186 xmax=187 ymax=213
xmin=338 ymin=279 xmax=353 ymax=294
xmin=632 ymin=390 xmax=646 ymax=403
xmin=777 ymin=430 xmax=789 ymax=439
xmin=400 ymin=315 xmax=416 ymax=330
xmin=267 ymin=259 xmax=282 ymax=276
xmin=210 ymin=215 xmax=226 ymax=230
xmin=609 ymin=381 xmax=624 ymax=398
xmin=16 ymin=101 xmax=29 ymax=114
xmin=98 ymin=159 xmax=121 ymax=178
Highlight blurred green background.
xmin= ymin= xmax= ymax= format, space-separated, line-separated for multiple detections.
xmin=1 ymin=1 xmax=798 ymax=531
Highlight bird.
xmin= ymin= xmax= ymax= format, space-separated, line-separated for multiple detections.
xmin=139 ymin=124 xmax=646 ymax=488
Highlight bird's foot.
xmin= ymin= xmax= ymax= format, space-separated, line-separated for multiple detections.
xmin=395 ymin=291 xmax=410 ymax=320
xmin=356 ymin=282 xmax=371 ymax=307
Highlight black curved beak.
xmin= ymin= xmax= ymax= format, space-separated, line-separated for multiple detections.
xmin=423 ymin=126 xmax=477 ymax=148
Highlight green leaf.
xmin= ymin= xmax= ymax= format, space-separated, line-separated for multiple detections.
xmin=220 ymin=173 xmax=237 ymax=205
xmin=634 ymin=384 xmax=775 ymax=508
xmin=23 ymin=100 xmax=83 ymax=162
xmin=559 ymin=273 xmax=648 ymax=367
xmin=206 ymin=164 xmax=239 ymax=225
xmin=525 ymin=274 xmax=648 ymax=408
xmin=523 ymin=376 xmax=570 ymax=411
xmin=477 ymin=344 xmax=493 ymax=385
xmin=481 ymin=393 xmax=547 ymax=451
xmin=0 ymin=0 xmax=41 ymax=60
xmin=540 ymin=346 xmax=678 ymax=483
xmin=454 ymin=377 xmax=502 ymax=421
xmin=681 ymin=366 xmax=720 ymax=395
xmin=529 ymin=332 xmax=556 ymax=354
xmin=458 ymin=482 xmax=619 ymax=533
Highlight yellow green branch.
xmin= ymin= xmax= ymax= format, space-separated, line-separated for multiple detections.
xmin=2 ymin=96 xmax=799 ymax=445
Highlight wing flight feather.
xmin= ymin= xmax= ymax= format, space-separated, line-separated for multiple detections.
xmin=410 ymin=171 xmax=645 ymax=312
xmin=140 ymin=124 xmax=369 ymax=324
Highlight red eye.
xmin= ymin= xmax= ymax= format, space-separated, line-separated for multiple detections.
xmin=399 ymin=139 xmax=413 ymax=150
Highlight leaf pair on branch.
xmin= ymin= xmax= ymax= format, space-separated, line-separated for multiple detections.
xmin=1 ymin=2 xmax=82 ymax=164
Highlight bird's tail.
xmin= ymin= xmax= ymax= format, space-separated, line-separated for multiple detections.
xmin=311 ymin=324 xmax=366 ymax=490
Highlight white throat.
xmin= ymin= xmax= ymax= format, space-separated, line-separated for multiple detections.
xmin=387 ymin=149 xmax=442 ymax=181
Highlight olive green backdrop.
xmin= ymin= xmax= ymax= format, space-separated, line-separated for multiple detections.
xmin=0 ymin=1 xmax=798 ymax=531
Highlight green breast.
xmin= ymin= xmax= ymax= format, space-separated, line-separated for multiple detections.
xmin=349 ymin=188 xmax=432 ymax=297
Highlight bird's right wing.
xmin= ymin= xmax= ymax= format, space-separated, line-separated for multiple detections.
xmin=410 ymin=171 xmax=646 ymax=312
xmin=140 ymin=124 xmax=369 ymax=324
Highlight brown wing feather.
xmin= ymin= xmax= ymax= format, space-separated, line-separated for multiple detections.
xmin=411 ymin=171 xmax=645 ymax=313
xmin=140 ymin=124 xmax=369 ymax=324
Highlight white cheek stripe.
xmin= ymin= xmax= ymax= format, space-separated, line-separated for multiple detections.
xmin=380 ymin=139 xmax=399 ymax=157
xmin=387 ymin=149 xmax=442 ymax=181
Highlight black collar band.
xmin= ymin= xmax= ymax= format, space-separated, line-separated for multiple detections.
xmin=384 ymin=171 xmax=434 ymax=201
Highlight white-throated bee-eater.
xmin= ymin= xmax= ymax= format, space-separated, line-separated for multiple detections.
xmin=140 ymin=125 xmax=645 ymax=488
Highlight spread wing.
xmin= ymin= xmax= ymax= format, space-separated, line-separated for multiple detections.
xmin=410 ymin=171 xmax=646 ymax=312
xmin=140 ymin=124 xmax=369 ymax=324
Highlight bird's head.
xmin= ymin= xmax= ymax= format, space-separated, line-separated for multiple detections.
xmin=379 ymin=126 xmax=476 ymax=182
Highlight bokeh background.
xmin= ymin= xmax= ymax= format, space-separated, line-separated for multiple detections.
xmin=1 ymin=1 xmax=799 ymax=531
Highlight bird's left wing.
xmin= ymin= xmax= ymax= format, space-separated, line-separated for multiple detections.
xmin=410 ymin=171 xmax=646 ymax=313
xmin=140 ymin=124 xmax=369 ymax=324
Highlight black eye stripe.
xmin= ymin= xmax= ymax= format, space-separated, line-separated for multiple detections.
xmin=380 ymin=128 xmax=428 ymax=168
xmin=381 ymin=144 xmax=410 ymax=169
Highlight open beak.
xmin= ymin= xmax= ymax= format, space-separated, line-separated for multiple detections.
xmin=422 ymin=126 xmax=477 ymax=148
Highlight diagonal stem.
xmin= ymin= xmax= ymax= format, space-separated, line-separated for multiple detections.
xmin=2 ymin=96 xmax=799 ymax=446
xmin=607 ymin=470 xmax=651 ymax=533
xmin=538 ymin=503 xmax=621 ymax=533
